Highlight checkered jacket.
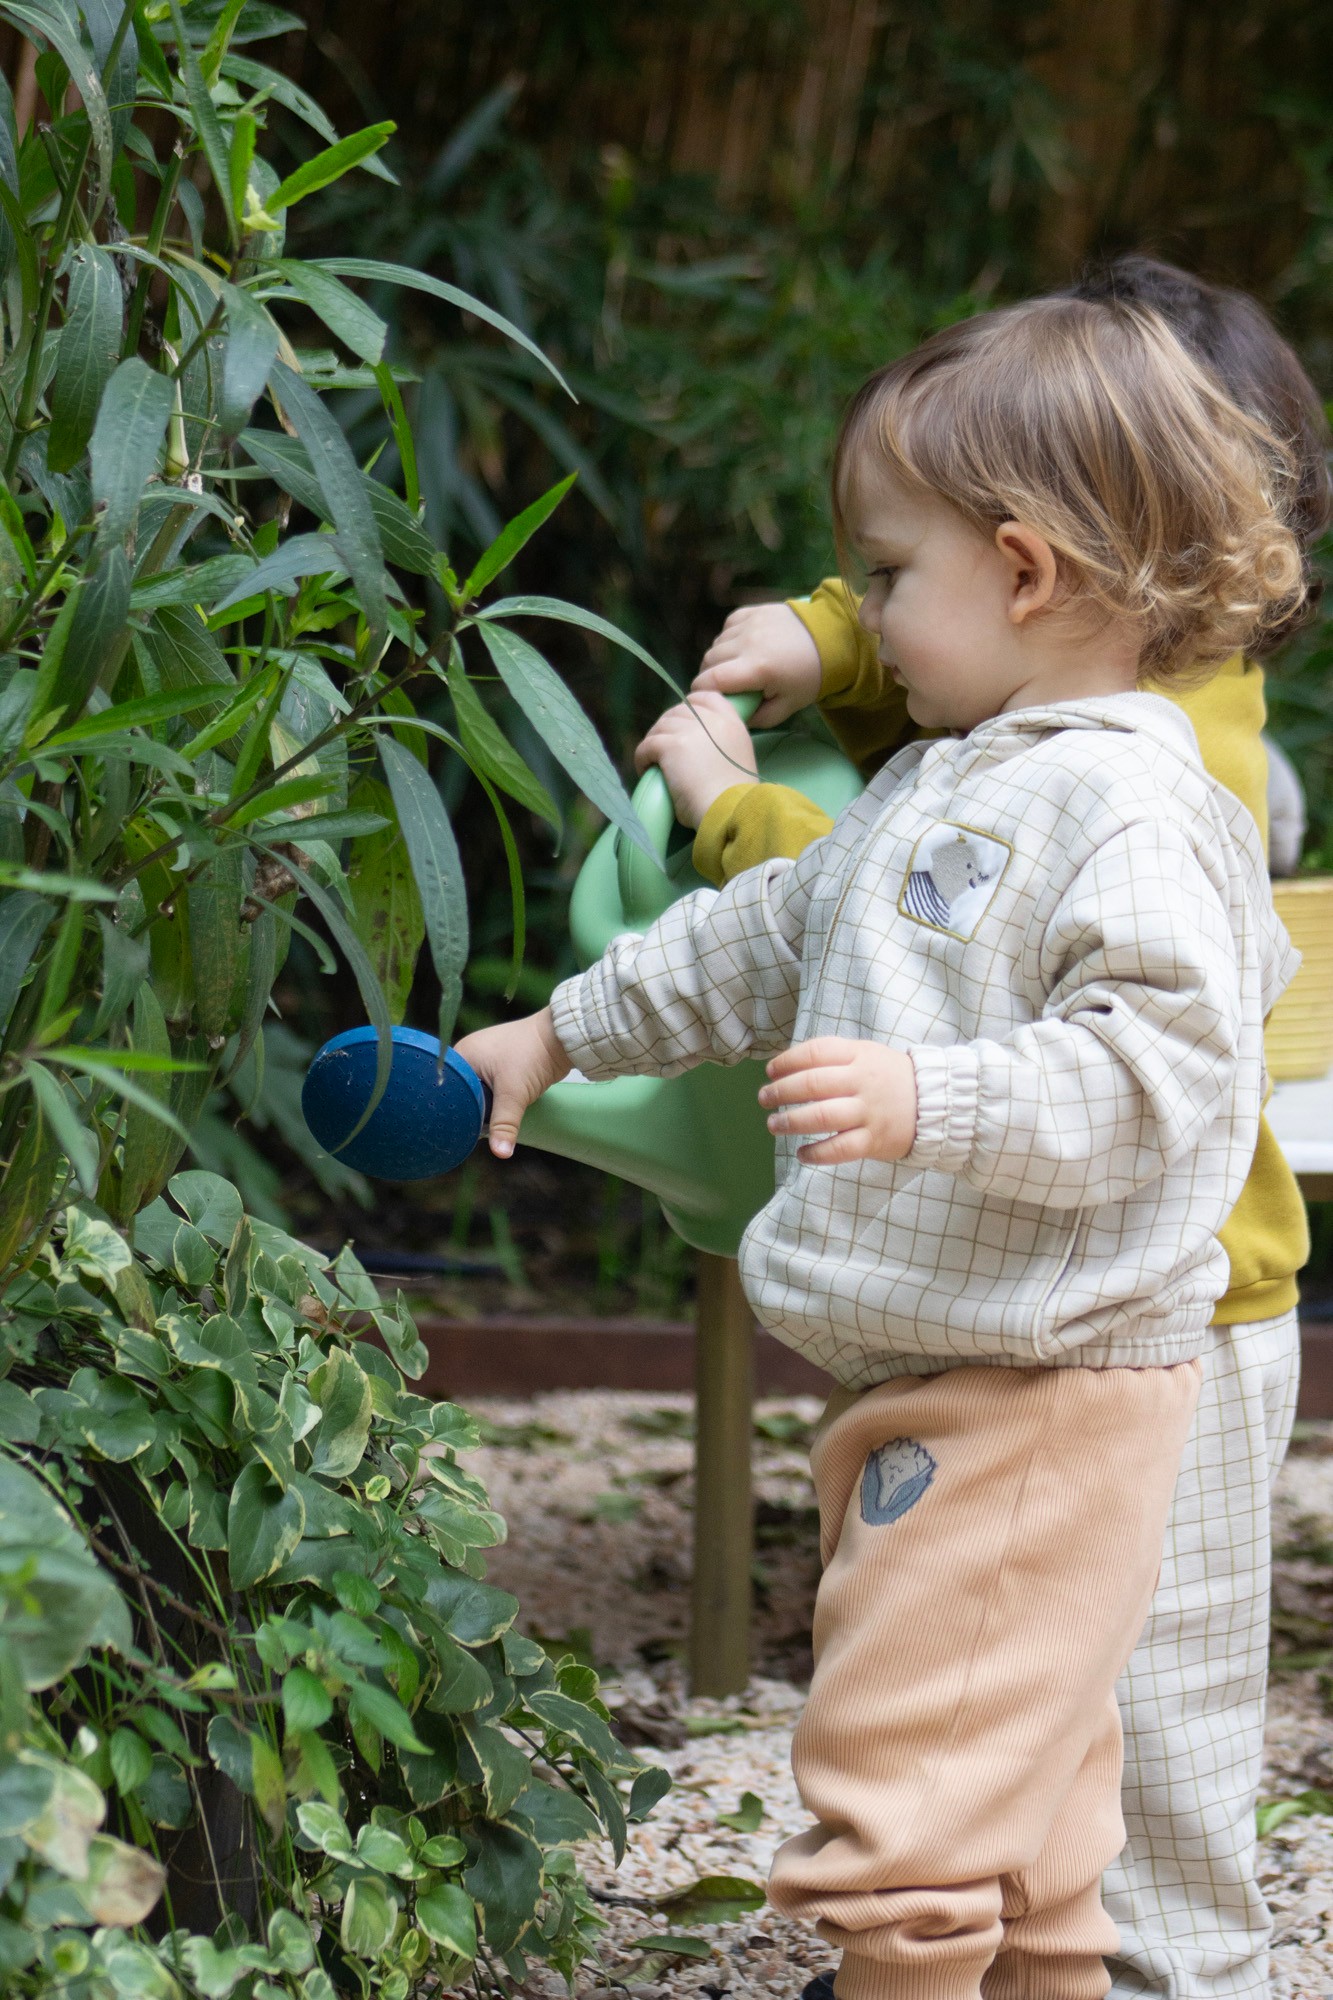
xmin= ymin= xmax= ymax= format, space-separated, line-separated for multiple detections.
xmin=551 ymin=695 xmax=1296 ymax=1387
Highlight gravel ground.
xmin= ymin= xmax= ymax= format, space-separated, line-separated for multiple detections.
xmin=463 ymin=1393 xmax=1333 ymax=1998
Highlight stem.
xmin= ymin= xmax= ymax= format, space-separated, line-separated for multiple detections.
xmin=124 ymin=148 xmax=185 ymax=358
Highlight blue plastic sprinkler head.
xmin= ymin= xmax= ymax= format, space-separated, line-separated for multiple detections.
xmin=301 ymin=1025 xmax=491 ymax=1182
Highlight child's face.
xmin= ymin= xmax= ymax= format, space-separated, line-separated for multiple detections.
xmin=850 ymin=470 xmax=1061 ymax=733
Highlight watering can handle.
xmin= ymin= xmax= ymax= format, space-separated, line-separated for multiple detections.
xmin=617 ymin=690 xmax=762 ymax=923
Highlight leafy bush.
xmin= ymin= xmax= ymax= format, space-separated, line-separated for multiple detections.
xmin=0 ymin=1 xmax=671 ymax=1992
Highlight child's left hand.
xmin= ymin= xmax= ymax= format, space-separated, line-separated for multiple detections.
xmin=759 ymin=1037 xmax=918 ymax=1164
xmin=634 ymin=691 xmax=759 ymax=828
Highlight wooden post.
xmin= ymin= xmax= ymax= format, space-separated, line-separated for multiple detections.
xmin=690 ymin=1253 xmax=754 ymax=1697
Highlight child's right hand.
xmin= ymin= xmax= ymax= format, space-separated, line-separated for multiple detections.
xmin=692 ymin=603 xmax=822 ymax=725
xmin=454 ymin=1008 xmax=571 ymax=1160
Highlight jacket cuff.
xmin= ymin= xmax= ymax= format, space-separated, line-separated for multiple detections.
xmin=549 ymin=973 xmax=614 ymax=1079
xmin=905 ymin=1045 xmax=978 ymax=1172
xmin=786 ymin=587 xmax=863 ymax=698
xmin=692 ymin=783 xmax=764 ymax=886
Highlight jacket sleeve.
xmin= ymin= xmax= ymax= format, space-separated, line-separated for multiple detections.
xmin=906 ymin=819 xmax=1244 ymax=1208
xmin=550 ymin=839 xmax=827 ymax=1080
xmin=787 ymin=576 xmax=917 ymax=772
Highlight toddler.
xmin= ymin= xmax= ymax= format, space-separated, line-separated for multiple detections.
xmin=457 ymin=296 xmax=1303 ymax=2000
xmin=642 ymin=259 xmax=1330 ymax=2000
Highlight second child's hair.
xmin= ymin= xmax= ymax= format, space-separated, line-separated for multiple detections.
xmin=833 ymin=297 xmax=1306 ymax=680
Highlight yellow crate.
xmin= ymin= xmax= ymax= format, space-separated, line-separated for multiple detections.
xmin=1268 ymin=877 xmax=1333 ymax=1081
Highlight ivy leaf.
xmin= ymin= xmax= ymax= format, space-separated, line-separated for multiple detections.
xmin=227 ymin=1461 xmax=306 ymax=1590
xmin=475 ymin=620 xmax=658 ymax=864
xmin=651 ymin=1874 xmax=767 ymax=1927
xmin=340 ymin=1873 xmax=399 ymax=1962
xmin=379 ymin=736 xmax=468 ymax=1048
xmin=308 ymin=1349 xmax=374 ymax=1480
xmin=347 ymin=1680 xmax=427 ymax=1755
xmin=715 ymin=1789 xmax=765 ymax=1833
xmin=414 ymin=1882 xmax=477 ymax=1961
xmin=462 ymin=1820 xmax=542 ymax=1955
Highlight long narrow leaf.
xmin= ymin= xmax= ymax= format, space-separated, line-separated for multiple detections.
xmin=266 ymin=123 xmax=396 ymax=215
xmin=167 ymin=0 xmax=237 ymax=243
xmin=220 ymin=53 xmax=396 ymax=182
xmin=270 ymin=361 xmax=388 ymax=656
xmin=42 ymin=685 xmax=232 ymax=750
xmin=317 ymin=258 xmax=573 ymax=399
xmin=239 ymin=428 xmax=433 ymax=576
xmin=273 ymin=852 xmax=394 ymax=1141
xmin=3 ymin=0 xmax=114 ymax=212
xmin=55 ymin=1052 xmax=190 ymax=1140
xmin=0 ymin=891 xmax=54 ymax=1034
xmin=91 ymin=359 xmax=173 ymax=554
xmin=23 ymin=1059 xmax=96 ymax=1195
xmin=267 ymin=260 xmax=387 ymax=366
xmin=49 ymin=244 xmax=122 ymax=472
xmin=477 ymin=594 xmax=679 ymax=696
xmin=447 ymin=649 xmax=558 ymax=834
xmin=379 ymin=738 xmax=468 ymax=1048
xmin=210 ymin=534 xmax=350 ymax=616
xmin=218 ymin=282 xmax=279 ymax=439
xmin=463 ymin=474 xmax=576 ymax=604
xmin=474 ymin=622 xmax=658 ymax=864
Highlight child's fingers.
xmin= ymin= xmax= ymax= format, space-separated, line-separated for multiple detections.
xmin=694 ymin=655 xmax=763 ymax=694
xmin=765 ymin=1037 xmax=859 ymax=1080
xmin=759 ymin=1063 xmax=860 ymax=1107
xmin=797 ymin=1129 xmax=872 ymax=1166
xmin=767 ymin=1096 xmax=863 ymax=1136
xmin=487 ymin=1082 xmax=528 ymax=1160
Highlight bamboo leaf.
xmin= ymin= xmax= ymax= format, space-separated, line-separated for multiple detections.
xmin=478 ymin=594 xmax=678 ymax=696
xmin=49 ymin=245 xmax=123 ymax=473
xmin=209 ymin=532 xmax=350 ymax=616
xmin=3 ymin=0 xmax=114 ymax=213
xmin=270 ymin=361 xmax=387 ymax=656
xmin=318 ymin=257 xmax=573 ymax=398
xmin=268 ymin=260 xmax=387 ymax=366
xmin=273 ymin=852 xmax=394 ymax=1132
xmin=0 ymin=891 xmax=54 ymax=1034
xmin=90 ymin=359 xmax=174 ymax=554
xmin=475 ymin=621 xmax=658 ymax=863
xmin=221 ymin=52 xmax=397 ymax=182
xmin=447 ymin=649 xmax=558 ymax=833
xmin=239 ymin=428 xmax=434 ymax=576
xmin=346 ymin=778 xmax=424 ymax=1025
xmin=265 ymin=122 xmax=396 ymax=215
xmin=217 ymin=282 xmax=278 ymax=439
xmin=379 ymin=737 xmax=468 ymax=1048
xmin=462 ymin=473 xmax=576 ymax=603
xmin=23 ymin=1058 xmax=97 ymax=1196
xmin=166 ymin=0 xmax=237 ymax=243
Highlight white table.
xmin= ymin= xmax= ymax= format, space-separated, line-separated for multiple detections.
xmin=1268 ymin=1075 xmax=1333 ymax=1203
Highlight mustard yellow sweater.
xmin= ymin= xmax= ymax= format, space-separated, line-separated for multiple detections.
xmin=693 ymin=578 xmax=1307 ymax=1325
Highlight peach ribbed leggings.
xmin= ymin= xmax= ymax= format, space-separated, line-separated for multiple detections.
xmin=767 ymin=1359 xmax=1202 ymax=2000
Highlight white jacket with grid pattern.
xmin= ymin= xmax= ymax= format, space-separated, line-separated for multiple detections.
xmin=551 ymin=694 xmax=1297 ymax=1387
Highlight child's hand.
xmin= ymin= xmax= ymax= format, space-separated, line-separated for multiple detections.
xmin=758 ymin=1037 xmax=918 ymax=1165
xmin=634 ymin=692 xmax=759 ymax=828
xmin=454 ymin=1007 xmax=571 ymax=1160
xmin=692 ymin=604 xmax=822 ymax=725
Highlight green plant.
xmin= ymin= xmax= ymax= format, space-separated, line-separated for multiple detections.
xmin=0 ymin=1 xmax=675 ymax=1992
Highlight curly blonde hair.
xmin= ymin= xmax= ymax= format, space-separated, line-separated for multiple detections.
xmin=832 ymin=296 xmax=1306 ymax=680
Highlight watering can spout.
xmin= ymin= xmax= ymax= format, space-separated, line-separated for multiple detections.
xmin=518 ymin=1063 xmax=776 ymax=1259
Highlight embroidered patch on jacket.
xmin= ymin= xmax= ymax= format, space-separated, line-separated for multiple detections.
xmin=898 ymin=821 xmax=1011 ymax=939
xmin=860 ymin=1439 xmax=937 ymax=1526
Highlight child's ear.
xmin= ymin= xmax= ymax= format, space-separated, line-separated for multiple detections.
xmin=995 ymin=521 xmax=1058 ymax=625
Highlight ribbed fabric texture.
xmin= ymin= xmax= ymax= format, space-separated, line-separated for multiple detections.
xmin=767 ymin=1359 xmax=1202 ymax=2000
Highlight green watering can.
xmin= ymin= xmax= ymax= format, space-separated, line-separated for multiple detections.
xmin=517 ymin=696 xmax=865 ymax=1255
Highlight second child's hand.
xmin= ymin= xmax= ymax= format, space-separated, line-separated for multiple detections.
xmin=693 ymin=603 xmax=822 ymax=725
xmin=759 ymin=1037 xmax=918 ymax=1164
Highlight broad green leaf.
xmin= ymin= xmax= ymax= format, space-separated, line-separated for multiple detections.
xmin=270 ymin=362 xmax=387 ymax=656
xmin=239 ymin=428 xmax=434 ymax=575
xmin=447 ymin=653 xmax=558 ymax=833
xmin=420 ymin=1571 xmax=518 ymax=1647
xmin=347 ymin=1681 xmax=426 ymax=1754
xmin=166 ymin=0 xmax=237 ymax=243
xmin=507 ymin=1778 xmax=601 ymax=1847
xmin=49 ymin=246 xmax=123 ymax=473
xmin=379 ymin=737 xmax=468 ymax=1046
xmin=266 ymin=122 xmax=396 ymax=215
xmin=651 ymin=1874 xmax=767 ymax=1926
xmin=0 ymin=1381 xmax=40 ymax=1445
xmin=0 ymin=891 xmax=53 ymax=1034
xmin=462 ymin=473 xmax=576 ymax=602
xmin=269 ymin=260 xmax=387 ymax=366
xmin=479 ymin=593 xmax=678 ymax=693
xmin=0 ymin=1457 xmax=131 ymax=1685
xmin=341 ymin=1874 xmax=399 ymax=1962
xmin=227 ymin=1460 xmax=306 ymax=1590
xmin=167 ymin=1168 xmax=243 ymax=1245
xmin=715 ymin=1789 xmax=765 ymax=1833
xmin=61 ymin=1209 xmax=131 ymax=1285
xmin=347 ymin=778 xmax=423 ymax=1023
xmin=414 ymin=1883 xmax=476 ymax=1961
xmin=282 ymin=1666 xmax=333 ymax=1734
xmin=458 ymin=1718 xmax=530 ymax=1818
xmin=475 ymin=620 xmax=657 ymax=863
xmin=525 ymin=1687 xmax=622 ymax=1767
xmin=462 ymin=1820 xmax=542 ymax=1954
xmin=90 ymin=360 xmax=173 ymax=554
xmin=218 ymin=281 xmax=278 ymax=439
xmin=307 ymin=1347 xmax=373 ymax=1479
xmin=109 ymin=1726 xmax=153 ymax=1796
xmin=629 ymin=1762 xmax=673 ymax=1822
xmin=319 ymin=258 xmax=572 ymax=399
